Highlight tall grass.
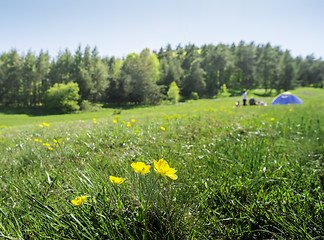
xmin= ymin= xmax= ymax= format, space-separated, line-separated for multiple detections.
xmin=0 ymin=88 xmax=323 ymax=239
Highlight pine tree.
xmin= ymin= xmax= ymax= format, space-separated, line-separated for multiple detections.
xmin=277 ymin=50 xmax=296 ymax=91
xmin=182 ymin=59 xmax=206 ymax=97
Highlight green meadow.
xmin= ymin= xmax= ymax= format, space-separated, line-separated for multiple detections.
xmin=0 ymin=88 xmax=323 ymax=239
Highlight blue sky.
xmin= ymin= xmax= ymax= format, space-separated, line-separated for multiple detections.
xmin=1 ymin=0 xmax=323 ymax=59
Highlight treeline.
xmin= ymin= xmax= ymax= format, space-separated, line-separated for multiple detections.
xmin=0 ymin=41 xmax=323 ymax=108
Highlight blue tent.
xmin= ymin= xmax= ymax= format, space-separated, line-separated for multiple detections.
xmin=271 ymin=92 xmax=303 ymax=105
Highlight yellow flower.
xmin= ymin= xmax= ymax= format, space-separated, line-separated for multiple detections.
xmin=39 ymin=140 xmax=43 ymax=143
xmin=289 ymin=108 xmax=293 ymax=112
xmin=131 ymin=162 xmax=151 ymax=175
xmin=270 ymin=118 xmax=275 ymax=121
xmin=43 ymin=143 xmax=50 ymax=147
xmin=39 ymin=124 xmax=44 ymax=128
xmin=121 ymin=121 xmax=126 ymax=124
xmin=127 ymin=122 xmax=131 ymax=127
xmin=113 ymin=120 xmax=117 ymax=124
xmin=131 ymin=119 xmax=136 ymax=123
xmin=154 ymin=159 xmax=178 ymax=180
xmin=48 ymin=147 xmax=53 ymax=150
xmin=160 ymin=126 xmax=165 ymax=131
xmin=53 ymin=139 xmax=58 ymax=143
xmin=42 ymin=122 xmax=50 ymax=127
xmin=71 ymin=196 xmax=87 ymax=206
xmin=34 ymin=138 xmax=39 ymax=142
xmin=109 ymin=176 xmax=126 ymax=184
xmin=162 ymin=114 xmax=169 ymax=120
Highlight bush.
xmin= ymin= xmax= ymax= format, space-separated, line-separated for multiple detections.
xmin=167 ymin=81 xmax=180 ymax=104
xmin=79 ymin=100 xmax=92 ymax=111
xmin=190 ymin=91 xmax=199 ymax=100
xmin=45 ymin=82 xmax=80 ymax=113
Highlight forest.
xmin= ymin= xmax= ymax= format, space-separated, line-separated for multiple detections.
xmin=0 ymin=41 xmax=323 ymax=110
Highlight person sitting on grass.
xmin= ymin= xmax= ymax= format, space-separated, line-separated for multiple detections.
xmin=234 ymin=101 xmax=241 ymax=108
xmin=249 ymin=97 xmax=257 ymax=106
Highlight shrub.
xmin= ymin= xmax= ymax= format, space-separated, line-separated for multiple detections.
xmin=45 ymin=82 xmax=80 ymax=113
xmin=167 ymin=81 xmax=180 ymax=104
xmin=190 ymin=91 xmax=199 ymax=100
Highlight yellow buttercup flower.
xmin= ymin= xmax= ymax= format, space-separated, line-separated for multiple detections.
xmin=71 ymin=195 xmax=87 ymax=206
xmin=131 ymin=119 xmax=136 ymax=123
xmin=42 ymin=122 xmax=50 ymax=127
xmin=270 ymin=118 xmax=275 ymax=121
xmin=34 ymin=138 xmax=39 ymax=142
xmin=154 ymin=159 xmax=178 ymax=180
xmin=113 ymin=120 xmax=117 ymax=124
xmin=109 ymin=176 xmax=126 ymax=184
xmin=127 ymin=122 xmax=131 ymax=127
xmin=160 ymin=126 xmax=165 ymax=131
xmin=48 ymin=147 xmax=53 ymax=150
xmin=131 ymin=162 xmax=151 ymax=175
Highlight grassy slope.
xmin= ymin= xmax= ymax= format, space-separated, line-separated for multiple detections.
xmin=0 ymin=87 xmax=323 ymax=239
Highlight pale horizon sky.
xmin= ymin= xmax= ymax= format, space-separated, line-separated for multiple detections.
xmin=1 ymin=0 xmax=324 ymax=59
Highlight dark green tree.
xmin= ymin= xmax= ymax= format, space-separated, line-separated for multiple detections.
xmin=89 ymin=47 xmax=109 ymax=102
xmin=158 ymin=44 xmax=183 ymax=93
xmin=253 ymin=43 xmax=279 ymax=93
xmin=201 ymin=44 xmax=234 ymax=96
xmin=234 ymin=41 xmax=255 ymax=90
xmin=182 ymin=59 xmax=206 ymax=97
xmin=296 ymin=55 xmax=324 ymax=88
xmin=34 ymin=50 xmax=50 ymax=106
xmin=22 ymin=51 xmax=36 ymax=106
xmin=48 ymin=49 xmax=73 ymax=85
xmin=2 ymin=49 xmax=22 ymax=106
xmin=105 ymin=57 xmax=124 ymax=103
xmin=121 ymin=49 xmax=161 ymax=104
xmin=277 ymin=50 xmax=296 ymax=91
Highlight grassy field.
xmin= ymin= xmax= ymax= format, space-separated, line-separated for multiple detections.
xmin=0 ymin=88 xmax=323 ymax=239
